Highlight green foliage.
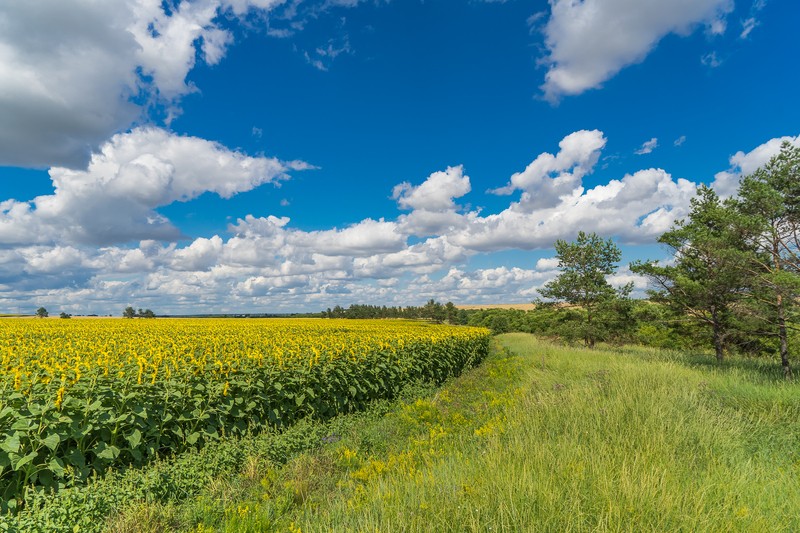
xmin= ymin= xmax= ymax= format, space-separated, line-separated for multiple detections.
xmin=322 ymin=300 xmax=459 ymax=323
xmin=732 ymin=141 xmax=800 ymax=377
xmin=630 ymin=145 xmax=799 ymax=374
xmin=631 ymin=186 xmax=751 ymax=361
xmin=421 ymin=299 xmax=446 ymax=323
xmin=1 ymin=380 xmax=442 ymax=532
xmin=460 ymin=300 xmax=720 ymax=352
xmin=210 ymin=335 xmax=800 ymax=532
xmin=444 ymin=302 xmax=458 ymax=324
xmin=122 ymin=307 xmax=156 ymax=319
xmin=631 ymin=301 xmax=705 ymax=351
xmin=35 ymin=308 xmax=48 ymax=319
xmin=11 ymin=335 xmax=800 ymax=531
xmin=463 ymin=302 xmax=637 ymax=346
xmin=467 ymin=307 xmax=547 ymax=335
xmin=538 ymin=231 xmax=631 ymax=347
xmin=538 ymin=231 xmax=621 ymax=305
xmin=0 ymin=326 xmax=490 ymax=507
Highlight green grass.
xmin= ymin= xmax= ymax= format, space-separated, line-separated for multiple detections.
xmin=111 ymin=335 xmax=800 ymax=532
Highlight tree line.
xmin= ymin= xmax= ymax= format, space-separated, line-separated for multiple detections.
xmin=322 ymin=300 xmax=460 ymax=323
xmin=123 ymin=306 xmax=156 ymax=319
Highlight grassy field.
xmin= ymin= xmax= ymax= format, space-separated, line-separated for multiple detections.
xmin=101 ymin=333 xmax=800 ymax=532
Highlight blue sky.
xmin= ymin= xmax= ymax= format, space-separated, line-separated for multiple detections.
xmin=0 ymin=0 xmax=798 ymax=314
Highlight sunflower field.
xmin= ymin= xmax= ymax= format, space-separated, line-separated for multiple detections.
xmin=0 ymin=318 xmax=490 ymax=508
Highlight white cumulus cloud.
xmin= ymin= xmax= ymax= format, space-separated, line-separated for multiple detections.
xmin=3 ymin=129 xmax=784 ymax=315
xmin=452 ymin=166 xmax=696 ymax=251
xmin=0 ymin=0 xmax=285 ymax=168
xmin=394 ymin=166 xmax=472 ymax=237
xmin=0 ymin=127 xmax=309 ymax=245
xmin=491 ymin=129 xmax=606 ymax=208
xmin=393 ymin=166 xmax=471 ymax=212
xmin=535 ymin=257 xmax=560 ymax=271
xmin=540 ymin=0 xmax=733 ymax=101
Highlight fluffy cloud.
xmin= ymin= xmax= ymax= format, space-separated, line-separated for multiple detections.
xmin=295 ymin=220 xmax=406 ymax=257
xmin=491 ymin=130 xmax=606 ymax=207
xmin=394 ymin=166 xmax=471 ymax=211
xmin=404 ymin=264 xmax=649 ymax=306
xmin=406 ymin=266 xmax=554 ymax=305
xmin=0 ymin=0 xmax=284 ymax=168
xmin=353 ymin=237 xmax=469 ymax=279
xmin=4 ymin=129 xmax=777 ymax=314
xmin=394 ymin=166 xmax=471 ymax=236
xmin=712 ymin=134 xmax=800 ymax=197
xmin=0 ymin=127 xmax=309 ymax=245
xmin=459 ymin=132 xmax=695 ymax=251
xmin=223 ymin=213 xmax=463 ymax=281
xmin=170 ymin=236 xmax=225 ymax=272
xmin=229 ymin=215 xmax=406 ymax=259
xmin=539 ymin=0 xmax=733 ymax=101
xmin=535 ymin=257 xmax=560 ymax=271
xmin=0 ymin=246 xmax=93 ymax=292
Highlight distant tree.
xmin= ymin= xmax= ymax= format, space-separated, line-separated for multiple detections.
xmin=36 ymin=307 xmax=48 ymax=318
xmin=321 ymin=301 xmax=467 ymax=322
xmin=123 ymin=306 xmax=136 ymax=319
xmin=594 ymin=292 xmax=637 ymax=345
xmin=422 ymin=299 xmax=446 ymax=323
xmin=631 ymin=186 xmax=750 ymax=362
xmin=538 ymin=231 xmax=630 ymax=348
xmin=488 ymin=312 xmax=511 ymax=334
xmin=140 ymin=309 xmax=156 ymax=319
xmin=59 ymin=312 xmax=72 ymax=319
xmin=444 ymin=302 xmax=458 ymax=324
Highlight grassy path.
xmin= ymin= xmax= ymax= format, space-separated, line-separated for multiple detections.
xmin=114 ymin=335 xmax=800 ymax=532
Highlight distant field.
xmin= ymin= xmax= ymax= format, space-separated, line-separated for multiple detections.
xmin=456 ymin=303 xmax=537 ymax=311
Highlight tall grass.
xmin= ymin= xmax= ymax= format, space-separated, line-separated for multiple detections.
xmin=119 ymin=335 xmax=800 ymax=531
xmin=264 ymin=335 xmax=800 ymax=532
